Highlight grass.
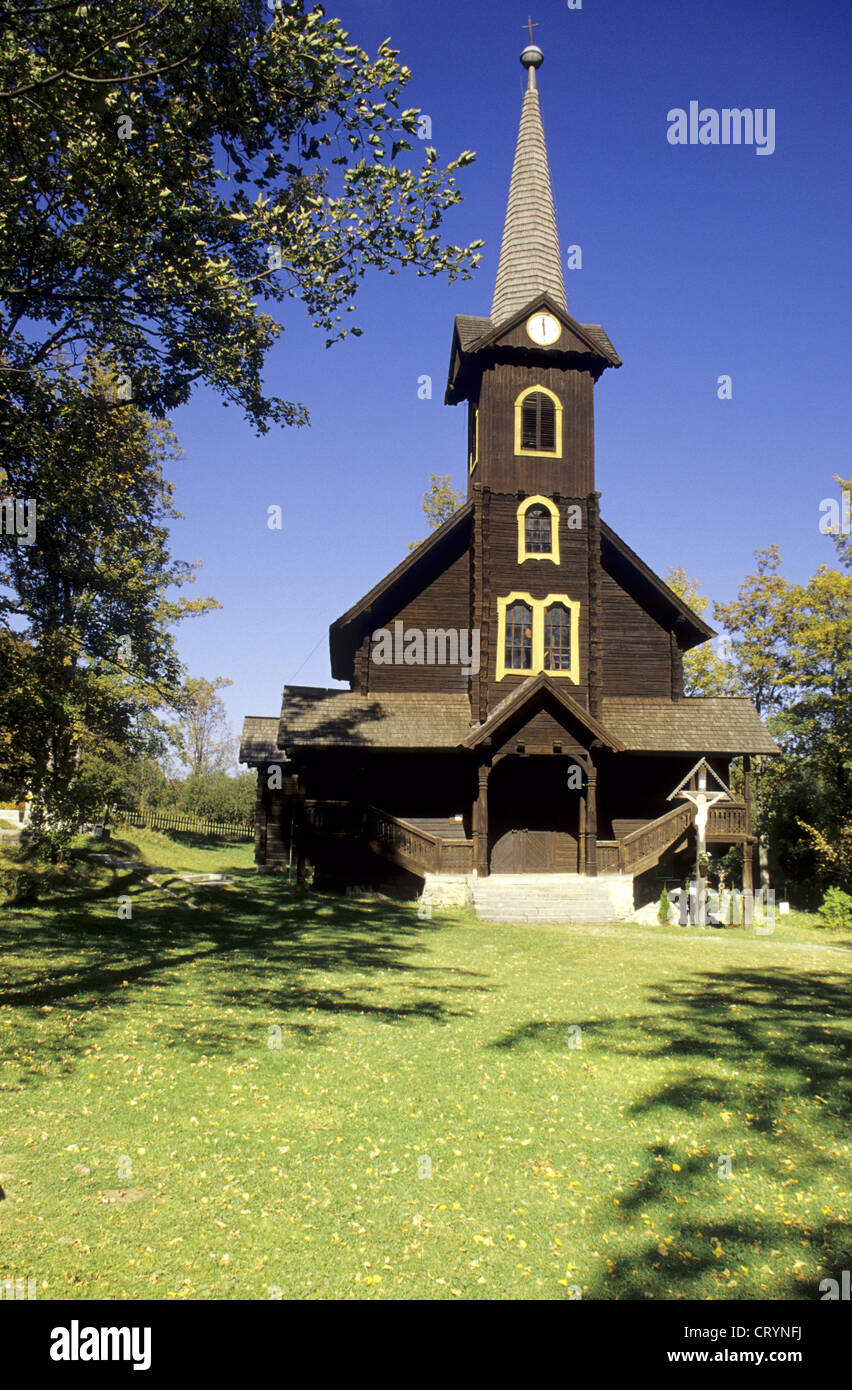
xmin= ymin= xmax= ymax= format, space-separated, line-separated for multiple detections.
xmin=1 ymin=829 xmax=850 ymax=1301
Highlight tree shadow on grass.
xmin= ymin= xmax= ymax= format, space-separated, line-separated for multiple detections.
xmin=491 ymin=965 xmax=852 ymax=1299
xmin=1 ymin=873 xmax=489 ymax=1083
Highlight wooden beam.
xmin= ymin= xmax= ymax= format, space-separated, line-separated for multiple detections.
xmin=586 ymin=764 xmax=598 ymax=878
xmin=473 ymin=763 xmax=490 ymax=877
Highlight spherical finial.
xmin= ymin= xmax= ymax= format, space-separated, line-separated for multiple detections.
xmin=521 ymin=44 xmax=544 ymax=69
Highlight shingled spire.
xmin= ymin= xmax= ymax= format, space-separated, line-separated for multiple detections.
xmin=490 ymin=44 xmax=567 ymax=327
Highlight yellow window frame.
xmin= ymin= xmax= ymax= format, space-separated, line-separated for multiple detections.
xmin=496 ymin=592 xmax=580 ymax=683
xmin=514 ymin=385 xmax=563 ymax=459
xmin=517 ymin=494 xmax=560 ymax=564
xmin=468 ymin=406 xmax=479 ymax=475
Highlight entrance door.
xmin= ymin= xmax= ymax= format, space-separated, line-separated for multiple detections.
xmin=488 ymin=758 xmax=580 ymax=873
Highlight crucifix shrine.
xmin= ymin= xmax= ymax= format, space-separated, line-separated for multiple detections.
xmin=668 ymin=759 xmax=731 ymax=925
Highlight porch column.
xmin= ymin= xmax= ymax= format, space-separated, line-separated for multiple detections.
xmin=742 ymin=754 xmax=755 ymax=924
xmin=578 ymin=791 xmax=587 ymax=875
xmin=473 ymin=764 xmax=490 ymax=877
xmin=254 ymin=766 xmax=267 ymax=867
xmin=586 ymin=766 xmax=598 ymax=878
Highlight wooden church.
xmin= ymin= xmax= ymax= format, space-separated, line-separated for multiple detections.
xmin=240 ymin=42 xmax=776 ymax=922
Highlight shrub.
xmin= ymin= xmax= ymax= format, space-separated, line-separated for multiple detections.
xmin=818 ymin=886 xmax=852 ymax=931
xmin=658 ymin=886 xmax=671 ymax=924
xmin=0 ymin=868 xmax=39 ymax=905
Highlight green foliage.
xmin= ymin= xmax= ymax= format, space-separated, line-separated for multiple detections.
xmin=170 ymin=677 xmax=235 ymax=778
xmin=714 ymin=547 xmax=791 ymax=719
xmin=669 ymin=538 xmax=852 ymax=904
xmin=0 ymin=1 xmax=483 ymax=434
xmin=0 ymin=867 xmax=39 ymax=904
xmin=0 ymin=362 xmax=216 ymax=827
xmin=658 ymin=886 xmax=671 ymax=924
xmin=159 ymin=770 xmax=257 ymax=825
xmin=818 ymin=886 xmax=852 ymax=930
xmin=665 ymin=569 xmax=738 ymax=697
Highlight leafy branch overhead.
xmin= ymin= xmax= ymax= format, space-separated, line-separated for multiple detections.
xmin=0 ymin=0 xmax=485 ymax=432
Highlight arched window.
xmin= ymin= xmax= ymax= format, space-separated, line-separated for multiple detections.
xmin=504 ymin=601 xmax=533 ymax=672
xmin=544 ymin=602 xmax=572 ymax=672
xmin=517 ymin=495 xmax=560 ymax=564
xmin=525 ymin=505 xmax=551 ymax=554
xmin=521 ymin=392 xmax=555 ymax=451
xmin=496 ymin=592 xmax=580 ymax=683
xmin=514 ymin=386 xmax=563 ymax=458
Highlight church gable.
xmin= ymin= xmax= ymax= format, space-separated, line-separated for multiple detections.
xmin=329 ymin=503 xmax=473 ymax=690
xmin=357 ymin=548 xmax=472 ymax=695
xmin=598 ymin=522 xmax=713 ymax=699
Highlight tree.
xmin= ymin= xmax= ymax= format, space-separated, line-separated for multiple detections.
xmin=827 ymin=474 xmax=852 ymax=570
xmin=0 ymin=359 xmax=216 ymax=831
xmin=1 ymin=0 xmax=483 ymax=434
xmin=409 ymin=472 xmax=464 ymax=549
xmin=664 ymin=568 xmax=738 ymax=697
xmin=773 ymin=565 xmax=852 ymax=895
xmin=170 ymin=677 xmax=236 ymax=778
xmin=713 ymin=547 xmax=792 ymax=719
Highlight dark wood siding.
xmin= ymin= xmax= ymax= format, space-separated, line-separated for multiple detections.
xmin=360 ymin=551 xmax=472 ymax=693
xmin=484 ymin=491 xmax=591 ymax=712
xmin=474 ymin=360 xmax=596 ymax=496
xmin=599 ymin=571 xmax=672 ymax=698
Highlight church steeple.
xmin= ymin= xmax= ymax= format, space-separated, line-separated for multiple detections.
xmin=490 ymin=43 xmax=567 ymax=326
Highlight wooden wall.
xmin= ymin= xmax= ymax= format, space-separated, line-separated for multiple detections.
xmin=599 ymin=571 xmax=673 ymax=698
xmin=468 ymin=359 xmax=597 ymax=497
xmin=483 ymin=490 xmax=592 ymax=711
xmin=358 ymin=551 xmax=472 ymax=693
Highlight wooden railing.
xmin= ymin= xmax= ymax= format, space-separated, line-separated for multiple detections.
xmin=117 ymin=808 xmax=254 ymax=841
xmin=707 ymin=803 xmax=750 ymax=840
xmin=365 ymin=806 xmax=473 ymax=875
xmin=596 ymin=841 xmax=621 ymax=874
xmin=302 ymin=798 xmax=750 ymax=881
xmin=303 ymin=800 xmax=473 ymax=875
xmin=621 ymin=804 xmax=693 ymax=875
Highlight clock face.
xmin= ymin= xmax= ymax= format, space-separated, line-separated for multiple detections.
xmin=526 ymin=312 xmax=561 ymax=347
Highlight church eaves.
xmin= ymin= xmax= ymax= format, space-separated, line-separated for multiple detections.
xmin=490 ymin=45 xmax=567 ymax=328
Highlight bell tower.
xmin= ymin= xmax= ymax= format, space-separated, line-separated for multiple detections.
xmin=445 ymin=40 xmax=621 ymax=721
xmin=445 ymin=41 xmax=620 ymax=500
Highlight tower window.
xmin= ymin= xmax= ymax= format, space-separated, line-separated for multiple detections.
xmin=517 ymin=495 xmax=560 ymax=564
xmin=514 ymin=386 xmax=563 ymax=458
xmin=544 ymin=602 xmax=572 ymax=671
xmin=525 ymin=505 xmax=551 ymax=554
xmin=504 ymin=601 xmax=533 ymax=671
xmin=521 ymin=391 xmax=556 ymax=452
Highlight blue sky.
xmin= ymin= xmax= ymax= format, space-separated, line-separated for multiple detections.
xmin=165 ymin=0 xmax=852 ymax=740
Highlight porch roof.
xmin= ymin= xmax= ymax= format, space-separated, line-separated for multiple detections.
xmin=239 ymin=716 xmax=290 ymax=764
xmin=462 ymin=673 xmax=625 ymax=752
xmin=601 ymin=698 xmax=779 ymax=754
xmin=277 ymin=687 xmax=472 ymax=750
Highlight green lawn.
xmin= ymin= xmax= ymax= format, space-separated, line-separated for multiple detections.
xmin=1 ymin=830 xmax=850 ymax=1301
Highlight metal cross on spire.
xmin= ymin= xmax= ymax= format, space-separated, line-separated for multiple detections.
xmin=524 ymin=15 xmax=539 ymax=45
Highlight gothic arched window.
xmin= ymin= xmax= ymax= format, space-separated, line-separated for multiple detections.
xmin=504 ymin=601 xmax=533 ymax=672
xmin=525 ymin=504 xmax=551 ymax=553
xmin=521 ymin=391 xmax=556 ymax=451
xmin=496 ymin=593 xmax=580 ymax=683
xmin=544 ymin=602 xmax=572 ymax=672
xmin=517 ymin=495 xmax=560 ymax=564
xmin=515 ymin=386 xmax=562 ymax=457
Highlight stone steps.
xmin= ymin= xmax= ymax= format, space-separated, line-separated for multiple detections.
xmin=471 ymin=873 xmax=634 ymax=925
